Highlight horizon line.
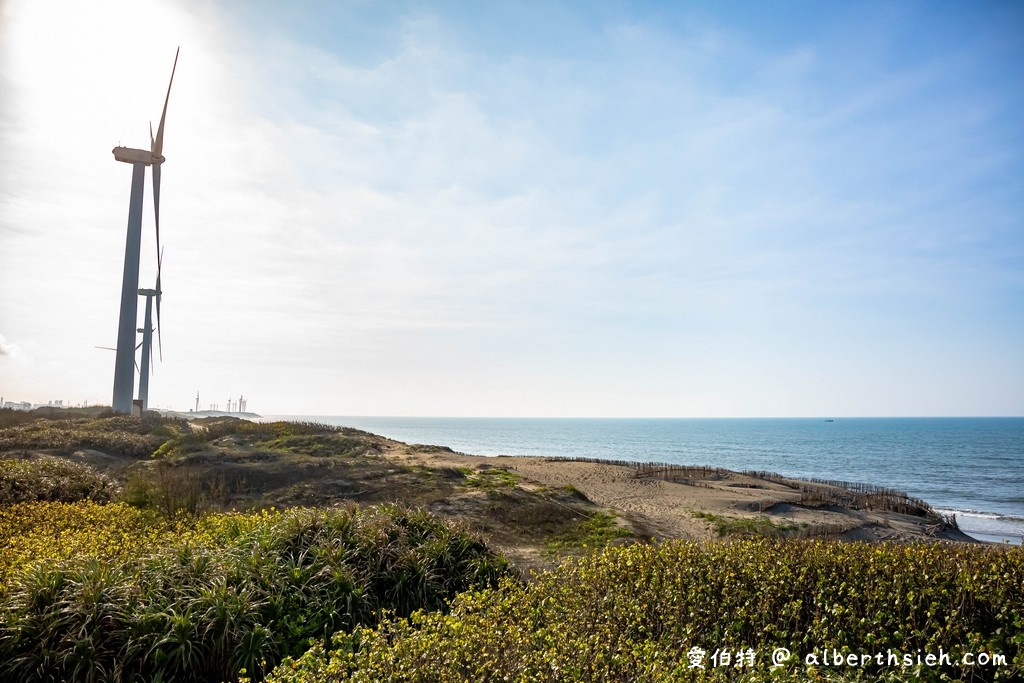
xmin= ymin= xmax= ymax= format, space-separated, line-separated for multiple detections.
xmin=253 ymin=413 xmax=1024 ymax=420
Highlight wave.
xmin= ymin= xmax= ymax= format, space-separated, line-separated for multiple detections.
xmin=934 ymin=508 xmax=1024 ymax=523
xmin=936 ymin=508 xmax=1024 ymax=543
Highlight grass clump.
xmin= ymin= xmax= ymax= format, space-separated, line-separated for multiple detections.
xmin=545 ymin=511 xmax=631 ymax=556
xmin=151 ymin=420 xmax=380 ymax=461
xmin=0 ymin=406 xmax=115 ymax=429
xmin=0 ymin=502 xmax=512 ymax=682
xmin=122 ymin=461 xmax=230 ymax=519
xmin=459 ymin=467 xmax=520 ymax=490
xmin=256 ymin=435 xmax=371 ymax=458
xmin=264 ymin=539 xmax=1024 ymax=683
xmin=692 ymin=510 xmax=803 ymax=537
xmin=0 ymin=415 xmax=179 ymax=458
xmin=0 ymin=457 xmax=121 ymax=504
xmin=196 ymin=420 xmax=362 ymax=442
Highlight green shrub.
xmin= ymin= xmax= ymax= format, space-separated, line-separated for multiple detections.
xmin=156 ymin=420 xmax=380 ymax=460
xmin=0 ymin=504 xmax=512 ymax=683
xmin=122 ymin=462 xmax=227 ymax=519
xmin=0 ymin=416 xmax=176 ymax=458
xmin=256 ymin=435 xmax=370 ymax=458
xmin=266 ymin=539 xmax=1024 ymax=682
xmin=0 ymin=406 xmax=114 ymax=429
xmin=0 ymin=457 xmax=121 ymax=504
xmin=194 ymin=420 xmax=357 ymax=443
xmin=0 ymin=501 xmax=174 ymax=586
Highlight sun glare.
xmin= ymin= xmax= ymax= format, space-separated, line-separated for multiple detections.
xmin=7 ymin=0 xmax=195 ymax=144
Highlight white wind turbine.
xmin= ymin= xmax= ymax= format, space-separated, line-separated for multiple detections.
xmin=110 ymin=48 xmax=178 ymax=414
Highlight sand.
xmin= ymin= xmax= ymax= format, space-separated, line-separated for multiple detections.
xmin=394 ymin=445 xmax=977 ymax=545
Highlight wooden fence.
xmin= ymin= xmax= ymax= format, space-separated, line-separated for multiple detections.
xmin=531 ymin=456 xmax=946 ymax=522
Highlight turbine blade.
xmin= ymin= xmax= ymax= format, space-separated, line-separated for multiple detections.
xmin=150 ymin=46 xmax=176 ymax=366
xmin=151 ymin=48 xmax=172 ymax=340
xmin=152 ymin=47 xmax=179 ymax=158
xmin=156 ymin=291 xmax=163 ymax=362
xmin=153 ymin=162 xmax=162 ymax=285
xmin=156 ymin=247 xmax=164 ymax=362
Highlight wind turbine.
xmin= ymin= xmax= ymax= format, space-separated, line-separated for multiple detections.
xmin=136 ymin=287 xmax=159 ymax=410
xmin=110 ymin=48 xmax=178 ymax=414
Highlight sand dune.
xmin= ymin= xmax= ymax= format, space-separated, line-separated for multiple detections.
xmin=395 ymin=444 xmax=976 ymax=545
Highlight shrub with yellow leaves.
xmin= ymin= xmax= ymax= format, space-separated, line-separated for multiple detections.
xmin=265 ymin=539 xmax=1024 ymax=683
xmin=0 ymin=502 xmax=511 ymax=682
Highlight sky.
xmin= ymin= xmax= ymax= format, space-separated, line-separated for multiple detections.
xmin=1 ymin=0 xmax=1022 ymax=418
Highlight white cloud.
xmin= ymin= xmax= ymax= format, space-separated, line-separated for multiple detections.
xmin=1 ymin=0 xmax=1021 ymax=415
xmin=0 ymin=333 xmax=21 ymax=358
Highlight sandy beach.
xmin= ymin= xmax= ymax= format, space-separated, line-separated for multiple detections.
xmin=393 ymin=442 xmax=977 ymax=549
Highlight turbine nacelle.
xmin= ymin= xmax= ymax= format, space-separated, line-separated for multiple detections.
xmin=112 ymin=147 xmax=165 ymax=166
xmin=110 ymin=47 xmax=178 ymax=414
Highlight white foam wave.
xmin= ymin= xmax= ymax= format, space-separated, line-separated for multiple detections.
xmin=935 ymin=508 xmax=1024 ymax=523
xmin=935 ymin=508 xmax=1024 ymax=544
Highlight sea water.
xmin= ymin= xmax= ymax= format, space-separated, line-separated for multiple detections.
xmin=266 ymin=416 xmax=1024 ymax=544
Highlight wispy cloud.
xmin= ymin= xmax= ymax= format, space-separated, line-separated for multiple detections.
xmin=1 ymin=0 xmax=1021 ymax=415
xmin=0 ymin=333 xmax=20 ymax=358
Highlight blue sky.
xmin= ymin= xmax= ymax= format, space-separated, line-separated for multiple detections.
xmin=1 ymin=0 xmax=1022 ymax=416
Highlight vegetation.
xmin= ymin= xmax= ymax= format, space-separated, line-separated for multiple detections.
xmin=121 ymin=461 xmax=230 ymax=519
xmin=0 ymin=406 xmax=115 ymax=429
xmin=692 ymin=510 xmax=804 ymax=537
xmin=0 ymin=502 xmax=511 ymax=682
xmin=544 ymin=511 xmax=632 ymax=556
xmin=255 ymin=434 xmax=371 ymax=458
xmin=0 ymin=501 xmax=174 ymax=585
xmin=0 ymin=456 xmax=121 ymax=504
xmin=458 ymin=466 xmax=520 ymax=490
xmin=264 ymin=539 xmax=1024 ymax=682
xmin=0 ymin=414 xmax=380 ymax=463
xmin=152 ymin=419 xmax=375 ymax=459
xmin=0 ymin=414 xmax=177 ymax=458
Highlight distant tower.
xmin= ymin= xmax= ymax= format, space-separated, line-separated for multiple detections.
xmin=194 ymin=391 xmax=199 ymax=412
xmin=136 ymin=288 xmax=159 ymax=410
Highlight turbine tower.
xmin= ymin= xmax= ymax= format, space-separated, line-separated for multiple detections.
xmin=110 ymin=49 xmax=178 ymax=414
xmin=136 ymin=287 xmax=159 ymax=411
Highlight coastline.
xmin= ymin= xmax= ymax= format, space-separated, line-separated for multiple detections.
xmin=389 ymin=444 xmax=979 ymax=550
xmin=163 ymin=413 xmax=991 ymax=548
xmin=265 ymin=414 xmax=1024 ymax=546
xmin=934 ymin=508 xmax=1024 ymax=546
xmin=1 ymin=409 xmax=1011 ymax=585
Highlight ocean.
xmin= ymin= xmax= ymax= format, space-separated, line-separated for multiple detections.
xmin=266 ymin=416 xmax=1024 ymax=544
